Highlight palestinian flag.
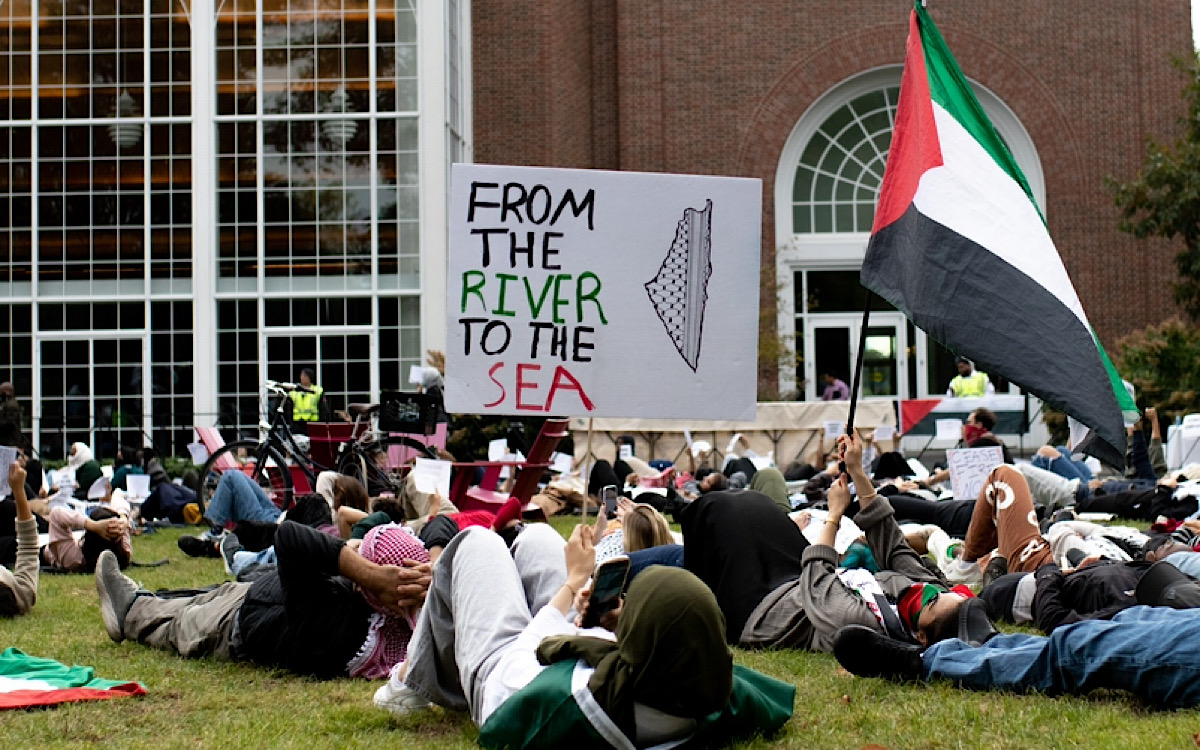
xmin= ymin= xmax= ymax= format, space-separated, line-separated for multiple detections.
xmin=0 ymin=647 xmax=145 ymax=709
xmin=862 ymin=2 xmax=1138 ymax=467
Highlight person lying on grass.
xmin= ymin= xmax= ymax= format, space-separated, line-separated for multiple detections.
xmin=833 ymin=561 xmax=1200 ymax=709
xmin=44 ymin=481 xmax=132 ymax=573
xmin=177 ymin=470 xmax=371 ymax=558
xmin=373 ymin=522 xmax=794 ymax=749
xmin=677 ymin=432 xmax=995 ymax=652
xmin=95 ymin=520 xmax=431 ymax=679
xmin=220 ymin=494 xmax=526 ymax=578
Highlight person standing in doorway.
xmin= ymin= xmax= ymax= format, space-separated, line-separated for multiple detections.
xmin=946 ymin=357 xmax=994 ymax=398
xmin=821 ymin=373 xmax=850 ymax=401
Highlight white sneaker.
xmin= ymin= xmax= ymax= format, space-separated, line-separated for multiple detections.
xmin=374 ymin=680 xmax=432 ymax=717
xmin=941 ymin=556 xmax=982 ymax=585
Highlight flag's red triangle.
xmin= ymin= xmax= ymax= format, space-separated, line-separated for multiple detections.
xmin=872 ymin=9 xmax=944 ymax=234
xmin=900 ymin=398 xmax=943 ymax=433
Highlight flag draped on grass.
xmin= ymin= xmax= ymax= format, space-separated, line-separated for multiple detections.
xmin=0 ymin=647 xmax=145 ymax=709
xmin=862 ymin=2 xmax=1138 ymax=467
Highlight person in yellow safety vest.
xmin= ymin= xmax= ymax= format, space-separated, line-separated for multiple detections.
xmin=946 ymin=357 xmax=994 ymax=398
xmin=288 ymin=368 xmax=324 ymax=433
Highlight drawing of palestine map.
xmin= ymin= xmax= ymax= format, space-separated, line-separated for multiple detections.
xmin=644 ymin=200 xmax=713 ymax=372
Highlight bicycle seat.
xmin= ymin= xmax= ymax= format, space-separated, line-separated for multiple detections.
xmin=347 ymin=403 xmax=381 ymax=416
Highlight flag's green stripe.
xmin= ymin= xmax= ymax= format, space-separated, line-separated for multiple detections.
xmin=914 ymin=1 xmax=1044 ymax=222
xmin=1092 ymin=327 xmax=1141 ymax=420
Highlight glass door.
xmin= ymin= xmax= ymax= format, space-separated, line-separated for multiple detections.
xmin=804 ymin=313 xmax=908 ymax=401
xmin=39 ymin=338 xmax=145 ymax=460
xmin=264 ymin=332 xmax=374 ymax=418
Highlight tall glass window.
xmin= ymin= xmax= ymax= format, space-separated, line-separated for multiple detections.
xmin=0 ymin=0 xmax=462 ymax=456
xmin=216 ymin=0 xmax=419 ymax=292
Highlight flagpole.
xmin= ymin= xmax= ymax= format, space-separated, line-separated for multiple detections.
xmin=845 ymin=294 xmax=873 ymax=438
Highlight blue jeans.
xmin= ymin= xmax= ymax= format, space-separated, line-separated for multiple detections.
xmin=922 ymin=606 xmax=1200 ymax=708
xmin=627 ymin=544 xmax=684 ymax=581
xmin=1032 ymin=446 xmax=1092 ymax=483
xmin=205 ymin=471 xmax=281 ymax=527
xmin=231 ymin=546 xmax=277 ymax=575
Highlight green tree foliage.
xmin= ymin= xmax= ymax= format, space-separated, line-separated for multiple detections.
xmin=1109 ymin=53 xmax=1200 ymax=321
xmin=446 ymin=414 xmax=549 ymax=462
xmin=1113 ymin=317 xmax=1200 ymax=421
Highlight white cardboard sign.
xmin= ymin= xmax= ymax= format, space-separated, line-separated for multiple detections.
xmin=445 ymin=164 xmax=762 ymax=419
xmin=947 ymin=446 xmax=1005 ymax=501
xmin=411 ymin=458 xmax=453 ymax=499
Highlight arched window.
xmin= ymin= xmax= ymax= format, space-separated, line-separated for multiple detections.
xmin=774 ymin=67 xmax=1044 ymax=400
xmin=791 ymin=86 xmax=898 ymax=234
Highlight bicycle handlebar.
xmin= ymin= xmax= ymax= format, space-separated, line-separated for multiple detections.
xmin=264 ymin=380 xmax=313 ymax=393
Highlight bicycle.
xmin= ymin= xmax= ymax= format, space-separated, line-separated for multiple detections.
xmin=197 ymin=381 xmax=437 ymax=516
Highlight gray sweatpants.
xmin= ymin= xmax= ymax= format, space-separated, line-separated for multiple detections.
xmin=404 ymin=524 xmax=566 ymax=724
xmin=124 ymin=582 xmax=251 ymax=660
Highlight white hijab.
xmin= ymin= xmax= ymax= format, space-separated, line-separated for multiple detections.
xmin=68 ymin=442 xmax=94 ymax=470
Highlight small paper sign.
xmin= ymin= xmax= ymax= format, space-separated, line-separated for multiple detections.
xmin=873 ymin=424 xmax=896 ymax=442
xmin=408 ymin=365 xmax=425 ymax=386
xmin=823 ymin=421 xmax=844 ymax=440
xmin=935 ymin=419 xmax=964 ymax=442
xmin=618 ymin=444 xmax=633 ymax=461
xmin=87 ymin=476 xmax=111 ymax=500
xmin=0 ymin=446 xmax=17 ymax=497
xmin=125 ymin=474 xmax=151 ymax=501
xmin=947 ymin=446 xmax=1005 ymax=501
xmin=550 ymin=451 xmax=574 ymax=473
xmin=187 ymin=442 xmax=210 ymax=464
xmin=411 ymin=458 xmax=453 ymax=499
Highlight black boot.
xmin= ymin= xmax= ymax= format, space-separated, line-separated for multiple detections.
xmin=832 ymin=625 xmax=924 ymax=681
xmin=982 ymin=556 xmax=1008 ymax=588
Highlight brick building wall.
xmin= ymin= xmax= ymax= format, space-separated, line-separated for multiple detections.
xmin=472 ymin=0 xmax=1192 ymax=389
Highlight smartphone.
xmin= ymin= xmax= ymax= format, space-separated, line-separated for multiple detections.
xmin=601 ymin=485 xmax=619 ymax=517
xmin=582 ymin=556 xmax=631 ymax=629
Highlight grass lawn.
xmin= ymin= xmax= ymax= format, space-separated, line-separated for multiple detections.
xmin=1 ymin=517 xmax=1198 ymax=749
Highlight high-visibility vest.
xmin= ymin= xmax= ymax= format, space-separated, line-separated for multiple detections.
xmin=949 ymin=371 xmax=988 ymax=398
xmin=289 ymin=385 xmax=323 ymax=421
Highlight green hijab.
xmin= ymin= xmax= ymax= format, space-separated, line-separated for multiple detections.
xmin=536 ymin=566 xmax=733 ymax=738
xmin=750 ymin=467 xmax=790 ymax=512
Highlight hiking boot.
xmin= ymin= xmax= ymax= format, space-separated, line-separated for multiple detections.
xmin=373 ymin=680 xmax=432 ymax=717
xmin=982 ymin=556 xmax=1009 ymax=589
xmin=178 ymin=534 xmax=220 ymax=558
xmin=220 ymin=532 xmax=243 ymax=576
xmin=95 ymin=550 xmax=146 ymax=643
xmin=833 ymin=625 xmax=924 ymax=681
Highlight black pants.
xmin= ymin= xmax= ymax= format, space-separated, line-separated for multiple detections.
xmin=1077 ymin=486 xmax=1198 ymax=522
xmin=0 ymin=498 xmax=48 ymax=567
xmin=887 ymin=493 xmax=976 ymax=538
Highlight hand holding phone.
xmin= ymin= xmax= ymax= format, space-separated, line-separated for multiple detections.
xmin=601 ymin=485 xmax=619 ymax=517
xmin=581 ymin=556 xmax=631 ymax=630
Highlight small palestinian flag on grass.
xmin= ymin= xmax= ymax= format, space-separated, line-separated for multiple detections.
xmin=862 ymin=2 xmax=1138 ymax=467
xmin=0 ymin=647 xmax=145 ymax=710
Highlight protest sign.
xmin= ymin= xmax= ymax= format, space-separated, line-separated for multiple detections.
xmin=935 ymin=419 xmax=963 ymax=442
xmin=411 ymin=458 xmax=453 ymax=499
xmin=823 ymin=421 xmax=844 ymax=439
xmin=947 ymin=446 xmax=1005 ymax=500
xmin=445 ymin=164 xmax=761 ymax=419
xmin=0 ymin=446 xmax=16 ymax=496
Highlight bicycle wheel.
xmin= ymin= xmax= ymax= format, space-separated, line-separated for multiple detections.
xmin=337 ymin=436 xmax=436 ymax=497
xmin=198 ymin=440 xmax=294 ymax=518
